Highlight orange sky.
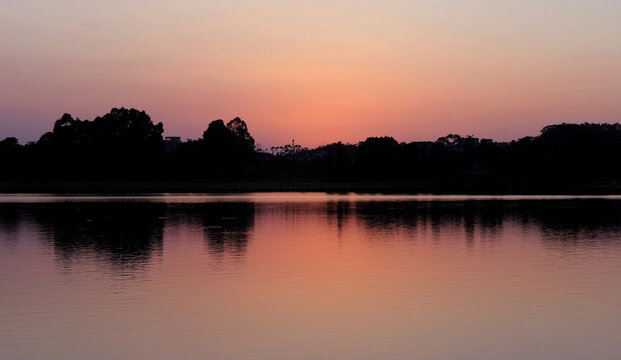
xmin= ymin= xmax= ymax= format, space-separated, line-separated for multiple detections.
xmin=1 ymin=1 xmax=621 ymax=146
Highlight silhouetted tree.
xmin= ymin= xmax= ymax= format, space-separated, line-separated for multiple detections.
xmin=355 ymin=137 xmax=401 ymax=180
xmin=0 ymin=137 xmax=20 ymax=149
xmin=200 ymin=118 xmax=256 ymax=180
xmin=34 ymin=108 xmax=165 ymax=180
xmin=227 ymin=117 xmax=255 ymax=150
xmin=0 ymin=137 xmax=25 ymax=181
xmin=3 ymin=110 xmax=621 ymax=192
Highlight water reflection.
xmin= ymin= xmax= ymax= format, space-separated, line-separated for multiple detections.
xmin=166 ymin=202 xmax=255 ymax=256
xmin=354 ymin=199 xmax=621 ymax=246
xmin=202 ymin=203 xmax=255 ymax=256
xmin=326 ymin=201 xmax=351 ymax=237
xmin=2 ymin=199 xmax=621 ymax=273
xmin=2 ymin=196 xmax=621 ymax=360
xmin=512 ymin=200 xmax=621 ymax=246
xmin=31 ymin=202 xmax=165 ymax=272
xmin=0 ymin=203 xmax=21 ymax=249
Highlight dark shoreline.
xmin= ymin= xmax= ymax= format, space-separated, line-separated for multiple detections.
xmin=1 ymin=181 xmax=621 ymax=195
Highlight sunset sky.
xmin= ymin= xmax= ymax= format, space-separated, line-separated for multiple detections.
xmin=2 ymin=0 xmax=620 ymax=147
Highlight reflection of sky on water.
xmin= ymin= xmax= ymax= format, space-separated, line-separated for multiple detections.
xmin=1 ymin=195 xmax=621 ymax=360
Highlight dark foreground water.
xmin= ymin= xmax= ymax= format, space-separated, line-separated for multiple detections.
xmin=1 ymin=194 xmax=621 ymax=360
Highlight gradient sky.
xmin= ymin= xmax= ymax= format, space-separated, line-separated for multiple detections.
xmin=1 ymin=0 xmax=620 ymax=147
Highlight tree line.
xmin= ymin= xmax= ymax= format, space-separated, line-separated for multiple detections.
xmin=1 ymin=107 xmax=621 ymax=191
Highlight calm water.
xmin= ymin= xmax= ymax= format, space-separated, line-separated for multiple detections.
xmin=1 ymin=193 xmax=621 ymax=360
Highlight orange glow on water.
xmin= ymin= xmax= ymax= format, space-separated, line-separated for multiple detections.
xmin=2 ymin=195 xmax=621 ymax=358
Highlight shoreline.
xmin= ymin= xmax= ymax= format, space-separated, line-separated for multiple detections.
xmin=1 ymin=181 xmax=621 ymax=195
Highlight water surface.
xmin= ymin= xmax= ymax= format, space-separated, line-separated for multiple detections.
xmin=1 ymin=194 xmax=621 ymax=359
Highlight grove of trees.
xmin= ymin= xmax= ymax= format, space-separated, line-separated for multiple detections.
xmin=2 ymin=107 xmax=621 ymax=192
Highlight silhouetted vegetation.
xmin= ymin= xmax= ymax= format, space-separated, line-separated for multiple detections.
xmin=2 ymin=108 xmax=621 ymax=192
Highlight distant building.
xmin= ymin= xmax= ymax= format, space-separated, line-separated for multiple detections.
xmin=165 ymin=136 xmax=182 ymax=144
xmin=165 ymin=136 xmax=182 ymax=152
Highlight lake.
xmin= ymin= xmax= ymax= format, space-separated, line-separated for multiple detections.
xmin=1 ymin=193 xmax=621 ymax=360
